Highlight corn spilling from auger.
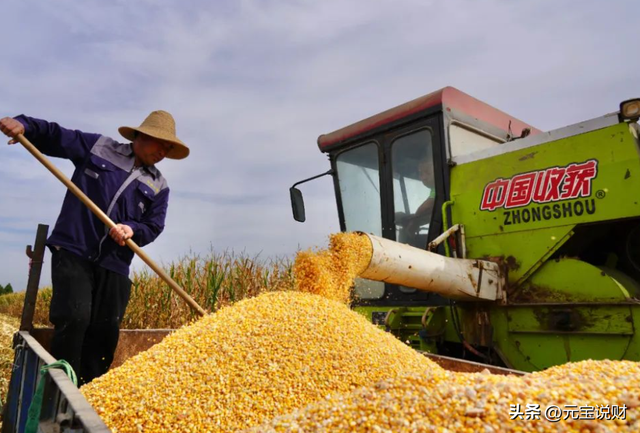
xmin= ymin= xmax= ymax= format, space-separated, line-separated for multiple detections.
xmin=293 ymin=232 xmax=372 ymax=304
xmin=82 ymin=232 xmax=640 ymax=432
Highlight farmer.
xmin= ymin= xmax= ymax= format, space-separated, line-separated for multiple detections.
xmin=395 ymin=157 xmax=436 ymax=246
xmin=0 ymin=111 xmax=189 ymax=384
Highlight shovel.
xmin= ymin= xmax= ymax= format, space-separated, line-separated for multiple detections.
xmin=14 ymin=133 xmax=207 ymax=317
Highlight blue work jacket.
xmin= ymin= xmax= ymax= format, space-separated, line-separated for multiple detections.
xmin=16 ymin=115 xmax=170 ymax=276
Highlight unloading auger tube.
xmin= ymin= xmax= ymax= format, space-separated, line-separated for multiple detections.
xmin=357 ymin=232 xmax=505 ymax=301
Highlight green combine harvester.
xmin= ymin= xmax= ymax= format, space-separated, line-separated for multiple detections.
xmin=4 ymin=87 xmax=639 ymax=433
xmin=291 ymin=87 xmax=640 ymax=372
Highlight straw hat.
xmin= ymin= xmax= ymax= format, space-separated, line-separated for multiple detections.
xmin=119 ymin=110 xmax=189 ymax=160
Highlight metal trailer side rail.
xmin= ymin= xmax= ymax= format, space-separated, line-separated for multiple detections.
xmin=421 ymin=352 xmax=526 ymax=376
xmin=2 ymin=225 xmax=109 ymax=432
xmin=2 ymin=331 xmax=110 ymax=433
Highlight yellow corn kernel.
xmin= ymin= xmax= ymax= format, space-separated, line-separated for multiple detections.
xmin=293 ymin=232 xmax=372 ymax=304
xmin=81 ymin=290 xmax=441 ymax=432
xmin=83 ymin=232 xmax=640 ymax=432
xmin=249 ymin=359 xmax=640 ymax=432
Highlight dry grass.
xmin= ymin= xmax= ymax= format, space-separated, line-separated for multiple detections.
xmin=0 ymin=252 xmax=294 ymax=330
xmin=0 ymin=313 xmax=20 ymax=426
xmin=123 ymin=251 xmax=294 ymax=329
xmin=0 ymin=291 xmax=51 ymax=425
xmin=0 ymin=289 xmax=53 ymax=328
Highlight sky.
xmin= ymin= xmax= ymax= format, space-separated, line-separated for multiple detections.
xmin=0 ymin=0 xmax=638 ymax=292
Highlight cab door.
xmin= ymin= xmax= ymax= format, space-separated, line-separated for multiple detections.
xmin=375 ymin=115 xmax=449 ymax=304
xmin=384 ymin=116 xmax=447 ymax=248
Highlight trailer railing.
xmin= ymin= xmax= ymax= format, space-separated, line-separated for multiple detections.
xmin=2 ymin=331 xmax=110 ymax=433
xmin=1 ymin=224 xmax=109 ymax=433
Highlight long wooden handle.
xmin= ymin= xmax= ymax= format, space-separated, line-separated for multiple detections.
xmin=16 ymin=133 xmax=207 ymax=317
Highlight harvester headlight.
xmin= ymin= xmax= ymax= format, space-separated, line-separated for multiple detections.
xmin=620 ymin=98 xmax=640 ymax=121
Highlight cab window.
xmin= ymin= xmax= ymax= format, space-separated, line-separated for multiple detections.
xmin=391 ymin=129 xmax=435 ymax=249
xmin=335 ymin=142 xmax=385 ymax=299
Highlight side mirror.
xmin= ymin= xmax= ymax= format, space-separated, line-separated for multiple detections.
xmin=289 ymin=169 xmax=334 ymax=222
xmin=290 ymin=187 xmax=306 ymax=222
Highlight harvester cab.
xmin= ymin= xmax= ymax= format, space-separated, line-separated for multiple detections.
xmin=291 ymin=87 xmax=640 ymax=372
xmin=291 ymin=88 xmax=540 ymax=301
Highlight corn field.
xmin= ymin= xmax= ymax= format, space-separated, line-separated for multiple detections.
xmin=0 ymin=313 xmax=19 ymax=423
xmin=0 ymin=289 xmax=53 ymax=327
xmin=0 ymin=251 xmax=294 ymax=330
xmin=123 ymin=251 xmax=294 ymax=329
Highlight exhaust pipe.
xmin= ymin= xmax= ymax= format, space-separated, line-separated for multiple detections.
xmin=358 ymin=233 xmax=504 ymax=301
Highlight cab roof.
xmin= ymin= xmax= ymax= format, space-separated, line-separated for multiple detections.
xmin=317 ymin=86 xmax=541 ymax=151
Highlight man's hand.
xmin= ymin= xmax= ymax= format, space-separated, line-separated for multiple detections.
xmin=0 ymin=117 xmax=25 ymax=144
xmin=109 ymin=224 xmax=134 ymax=246
xmin=394 ymin=212 xmax=411 ymax=226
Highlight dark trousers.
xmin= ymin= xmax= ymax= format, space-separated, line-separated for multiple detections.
xmin=49 ymin=248 xmax=131 ymax=385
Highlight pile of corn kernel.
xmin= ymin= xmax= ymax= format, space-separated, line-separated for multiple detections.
xmin=81 ymin=291 xmax=441 ymax=432
xmin=82 ymin=232 xmax=640 ymax=432
xmin=248 ymin=359 xmax=640 ymax=432
xmin=293 ymin=232 xmax=372 ymax=304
